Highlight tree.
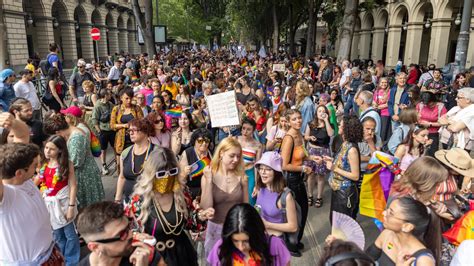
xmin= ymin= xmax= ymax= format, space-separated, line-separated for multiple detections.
xmin=336 ymin=0 xmax=359 ymax=64
xmin=131 ymin=0 xmax=156 ymax=56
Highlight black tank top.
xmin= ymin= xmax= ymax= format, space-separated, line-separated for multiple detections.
xmin=309 ymin=126 xmax=330 ymax=148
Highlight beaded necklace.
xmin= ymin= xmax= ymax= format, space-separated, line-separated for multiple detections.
xmin=131 ymin=141 xmax=152 ymax=175
xmin=38 ymin=163 xmax=60 ymax=196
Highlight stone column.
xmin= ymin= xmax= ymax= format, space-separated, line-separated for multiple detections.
xmin=358 ymin=29 xmax=372 ymax=60
xmin=118 ymin=28 xmax=128 ymax=53
xmin=385 ymin=26 xmax=402 ymax=68
xmin=58 ymin=21 xmax=78 ymax=68
xmin=97 ymin=25 xmax=109 ymax=59
xmin=371 ymin=27 xmax=385 ymax=62
xmin=33 ymin=17 xmax=55 ymax=58
xmin=351 ymin=31 xmax=360 ymax=60
xmin=128 ymin=29 xmax=136 ymax=55
xmin=465 ymin=17 xmax=474 ymax=67
xmin=403 ymin=22 xmax=424 ymax=65
xmin=79 ymin=24 xmax=94 ymax=62
xmin=108 ymin=28 xmax=119 ymax=55
xmin=428 ymin=19 xmax=452 ymax=66
xmin=3 ymin=10 xmax=29 ymax=69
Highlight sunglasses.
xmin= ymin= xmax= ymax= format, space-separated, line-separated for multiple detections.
xmin=94 ymin=218 xmax=134 ymax=244
xmin=155 ymin=167 xmax=179 ymax=178
xmin=196 ymin=138 xmax=210 ymax=144
xmin=78 ymin=66 xmax=85 ymax=69
xmin=155 ymin=119 xmax=164 ymax=124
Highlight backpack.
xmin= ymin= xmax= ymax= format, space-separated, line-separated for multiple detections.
xmin=278 ymin=187 xmax=303 ymax=247
xmin=39 ymin=53 xmax=54 ymax=76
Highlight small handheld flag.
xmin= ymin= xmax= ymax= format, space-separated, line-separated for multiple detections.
xmin=165 ymin=106 xmax=182 ymax=118
xmin=189 ymin=157 xmax=211 ymax=180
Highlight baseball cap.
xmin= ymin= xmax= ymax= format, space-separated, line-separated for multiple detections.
xmin=60 ymin=105 xmax=82 ymax=117
xmin=0 ymin=69 xmax=15 ymax=82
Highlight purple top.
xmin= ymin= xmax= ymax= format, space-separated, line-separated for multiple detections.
xmin=256 ymin=188 xmax=285 ymax=223
xmin=207 ymin=237 xmax=291 ymax=266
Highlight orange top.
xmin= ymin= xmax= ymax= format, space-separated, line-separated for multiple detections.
xmin=291 ymin=145 xmax=306 ymax=166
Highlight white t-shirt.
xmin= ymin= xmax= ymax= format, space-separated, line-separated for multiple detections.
xmin=0 ymin=180 xmax=53 ymax=264
xmin=13 ymin=81 xmax=41 ymax=111
xmin=451 ymin=240 xmax=474 ymax=266
xmin=339 ymin=68 xmax=352 ymax=87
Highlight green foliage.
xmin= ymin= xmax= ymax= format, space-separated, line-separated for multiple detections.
xmin=155 ymin=0 xmax=210 ymax=44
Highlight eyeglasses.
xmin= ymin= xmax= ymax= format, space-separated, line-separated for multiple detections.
xmin=127 ymin=128 xmax=140 ymax=134
xmin=258 ymin=167 xmax=273 ymax=173
xmin=94 ymin=218 xmax=134 ymax=244
xmin=196 ymin=138 xmax=210 ymax=144
xmin=155 ymin=167 xmax=179 ymax=178
xmin=155 ymin=119 xmax=164 ymax=124
xmin=456 ymin=96 xmax=466 ymax=100
xmin=384 ymin=208 xmax=407 ymax=222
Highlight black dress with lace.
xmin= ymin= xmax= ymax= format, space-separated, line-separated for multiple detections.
xmin=143 ymin=200 xmax=198 ymax=266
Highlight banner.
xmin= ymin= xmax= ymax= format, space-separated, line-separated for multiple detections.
xmin=272 ymin=64 xmax=286 ymax=72
xmin=206 ymin=91 xmax=240 ymax=128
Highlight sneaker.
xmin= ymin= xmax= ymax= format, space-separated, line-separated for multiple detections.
xmin=102 ymin=166 xmax=109 ymax=176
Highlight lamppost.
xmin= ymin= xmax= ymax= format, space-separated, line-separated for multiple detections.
xmin=454 ymin=0 xmax=473 ymax=76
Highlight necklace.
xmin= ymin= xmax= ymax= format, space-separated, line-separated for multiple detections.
xmin=38 ymin=163 xmax=61 ymax=196
xmin=131 ymin=142 xmax=152 ymax=175
xmin=152 ymin=197 xmax=184 ymax=236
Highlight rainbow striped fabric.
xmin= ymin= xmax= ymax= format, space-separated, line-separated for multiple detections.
xmin=359 ymin=151 xmax=399 ymax=222
xmin=443 ymin=210 xmax=474 ymax=246
xmin=90 ymin=132 xmax=101 ymax=157
xmin=165 ymin=106 xmax=182 ymax=118
xmin=189 ymin=157 xmax=211 ymax=180
xmin=242 ymin=148 xmax=257 ymax=163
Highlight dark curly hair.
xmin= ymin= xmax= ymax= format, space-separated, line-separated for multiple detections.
xmin=128 ymin=118 xmax=155 ymax=137
xmin=43 ymin=113 xmax=69 ymax=135
xmin=342 ymin=115 xmax=363 ymax=144
xmin=190 ymin=128 xmax=213 ymax=147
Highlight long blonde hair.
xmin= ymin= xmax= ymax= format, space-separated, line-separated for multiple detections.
xmin=210 ymin=137 xmax=244 ymax=177
xmin=294 ymin=80 xmax=310 ymax=107
xmin=133 ymin=148 xmax=188 ymax=224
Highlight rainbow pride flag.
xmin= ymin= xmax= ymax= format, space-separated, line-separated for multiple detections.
xmin=443 ymin=210 xmax=474 ymax=246
xmin=359 ymin=151 xmax=399 ymax=222
xmin=189 ymin=157 xmax=211 ymax=180
xmin=90 ymin=133 xmax=101 ymax=157
xmin=165 ymin=106 xmax=182 ymax=118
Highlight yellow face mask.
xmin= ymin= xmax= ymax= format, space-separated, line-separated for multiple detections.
xmin=153 ymin=175 xmax=180 ymax=194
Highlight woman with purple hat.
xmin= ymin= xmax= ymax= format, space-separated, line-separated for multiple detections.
xmin=254 ymin=151 xmax=300 ymax=257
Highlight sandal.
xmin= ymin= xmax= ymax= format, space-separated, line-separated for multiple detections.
xmin=308 ymin=196 xmax=314 ymax=206
xmin=314 ymin=198 xmax=323 ymax=208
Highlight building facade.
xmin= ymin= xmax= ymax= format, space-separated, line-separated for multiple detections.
xmin=0 ymin=0 xmax=144 ymax=71
xmin=350 ymin=0 xmax=474 ymax=68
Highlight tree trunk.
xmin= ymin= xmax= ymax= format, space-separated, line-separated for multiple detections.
xmin=305 ymin=0 xmax=316 ymax=60
xmin=336 ymin=0 xmax=359 ymax=64
xmin=272 ymin=0 xmax=279 ymax=53
xmin=131 ymin=0 xmax=156 ymax=56
xmin=288 ymin=4 xmax=295 ymax=56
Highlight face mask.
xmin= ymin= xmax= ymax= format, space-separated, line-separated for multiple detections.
xmin=153 ymin=176 xmax=180 ymax=194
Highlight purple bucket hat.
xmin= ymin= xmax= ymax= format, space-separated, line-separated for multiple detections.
xmin=255 ymin=151 xmax=282 ymax=172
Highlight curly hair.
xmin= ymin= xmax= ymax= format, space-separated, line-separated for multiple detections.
xmin=43 ymin=113 xmax=69 ymax=135
xmin=146 ymin=111 xmax=168 ymax=133
xmin=132 ymin=148 xmax=188 ymax=224
xmin=342 ymin=115 xmax=363 ymax=143
xmin=128 ymin=118 xmax=155 ymax=136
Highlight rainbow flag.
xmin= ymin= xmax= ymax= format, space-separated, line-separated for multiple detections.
xmin=443 ymin=210 xmax=474 ymax=246
xmin=359 ymin=151 xmax=399 ymax=222
xmin=189 ymin=157 xmax=211 ymax=180
xmin=90 ymin=133 xmax=101 ymax=157
xmin=165 ymin=106 xmax=182 ymax=118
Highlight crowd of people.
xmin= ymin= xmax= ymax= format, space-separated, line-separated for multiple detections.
xmin=1 ymin=41 xmax=474 ymax=266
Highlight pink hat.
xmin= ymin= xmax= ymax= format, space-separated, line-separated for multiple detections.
xmin=255 ymin=151 xmax=282 ymax=172
xmin=60 ymin=105 xmax=82 ymax=117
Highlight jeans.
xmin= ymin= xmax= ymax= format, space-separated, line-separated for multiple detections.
xmin=285 ymin=172 xmax=308 ymax=244
xmin=344 ymin=94 xmax=356 ymax=115
xmin=53 ymin=222 xmax=80 ymax=266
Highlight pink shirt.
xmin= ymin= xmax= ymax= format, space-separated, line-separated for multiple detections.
xmin=416 ymin=102 xmax=447 ymax=134
xmin=373 ymin=88 xmax=390 ymax=116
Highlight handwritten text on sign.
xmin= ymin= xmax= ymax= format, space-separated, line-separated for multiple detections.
xmin=272 ymin=64 xmax=286 ymax=72
xmin=206 ymin=91 xmax=240 ymax=128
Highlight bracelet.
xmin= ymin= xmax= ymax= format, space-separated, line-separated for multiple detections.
xmin=302 ymin=165 xmax=306 ymax=173
xmin=68 ymin=204 xmax=75 ymax=207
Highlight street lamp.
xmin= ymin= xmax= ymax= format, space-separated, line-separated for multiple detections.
xmin=26 ymin=13 xmax=33 ymax=26
xmin=53 ymin=18 xmax=59 ymax=29
xmin=75 ymin=22 xmax=79 ymax=30
xmin=424 ymin=19 xmax=431 ymax=29
xmin=402 ymin=21 xmax=408 ymax=31
xmin=455 ymin=13 xmax=461 ymax=26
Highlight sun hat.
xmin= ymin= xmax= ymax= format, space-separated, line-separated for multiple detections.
xmin=435 ymin=148 xmax=474 ymax=177
xmin=60 ymin=105 xmax=83 ymax=118
xmin=255 ymin=151 xmax=282 ymax=173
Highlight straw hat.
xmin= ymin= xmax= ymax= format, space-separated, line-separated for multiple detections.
xmin=435 ymin=148 xmax=474 ymax=177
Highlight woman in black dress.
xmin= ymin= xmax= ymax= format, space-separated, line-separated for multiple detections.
xmin=126 ymin=148 xmax=214 ymax=266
